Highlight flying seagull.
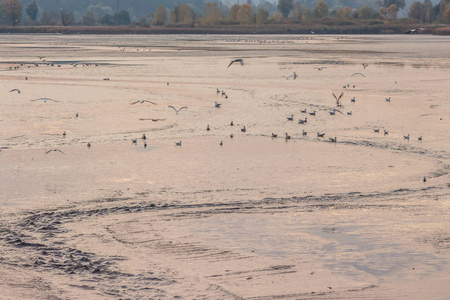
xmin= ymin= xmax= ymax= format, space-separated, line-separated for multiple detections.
xmin=139 ymin=118 xmax=166 ymax=122
xmin=31 ymin=98 xmax=58 ymax=103
xmin=168 ymin=106 xmax=187 ymax=114
xmin=351 ymin=73 xmax=366 ymax=77
xmin=406 ymin=28 xmax=424 ymax=34
xmin=9 ymin=89 xmax=21 ymax=94
xmin=227 ymin=58 xmax=244 ymax=68
xmin=130 ymin=100 xmax=156 ymax=105
xmin=45 ymin=148 xmax=64 ymax=154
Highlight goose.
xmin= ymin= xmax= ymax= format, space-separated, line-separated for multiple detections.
xmin=309 ymin=111 xmax=316 ymax=116
xmin=271 ymin=133 xmax=277 ymax=138
xmin=386 ymin=97 xmax=391 ymax=102
xmin=227 ymin=58 xmax=244 ymax=68
xmin=132 ymin=139 xmax=137 ymax=145
xmin=130 ymin=100 xmax=156 ymax=105
xmin=230 ymin=121 xmax=234 ymax=126
xmin=403 ymin=134 xmax=410 ymax=140
xmin=302 ymin=130 xmax=307 ymax=136
xmin=351 ymin=97 xmax=356 ymax=103
xmin=45 ymin=148 xmax=64 ymax=154
xmin=87 ymin=143 xmax=91 ymax=148
xmin=287 ymin=115 xmax=294 ymax=121
xmin=230 ymin=133 xmax=234 ymax=139
xmin=206 ymin=125 xmax=210 ymax=131
xmin=175 ymin=141 xmax=182 ymax=146
xmin=220 ymin=141 xmax=223 ymax=146
xmin=215 ymin=102 xmax=222 ymax=108
xmin=347 ymin=111 xmax=352 ymax=115
xmin=329 ymin=137 xmax=337 ymax=143
xmin=298 ymin=117 xmax=307 ymax=124
xmin=374 ymin=129 xmax=380 ymax=133
xmin=168 ymin=106 xmax=187 ymax=114
xmin=285 ymin=133 xmax=291 ymax=140
xmin=241 ymin=126 xmax=246 ymax=133
xmin=144 ymin=142 xmax=147 ymax=148
xmin=384 ymin=130 xmax=389 ymax=135
xmin=9 ymin=89 xmax=20 ymax=94
xmin=317 ymin=132 xmax=325 ymax=138
xmin=418 ymin=136 xmax=422 ymax=141
xmin=300 ymin=109 xmax=307 ymax=113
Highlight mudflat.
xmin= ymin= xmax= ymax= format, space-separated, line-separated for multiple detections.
xmin=0 ymin=34 xmax=449 ymax=299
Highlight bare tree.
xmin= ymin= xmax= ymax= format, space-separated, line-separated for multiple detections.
xmin=1 ymin=0 xmax=23 ymax=26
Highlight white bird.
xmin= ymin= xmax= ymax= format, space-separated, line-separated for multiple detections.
xmin=227 ymin=58 xmax=244 ymax=68
xmin=31 ymin=98 xmax=58 ymax=102
xmin=168 ymin=106 xmax=187 ymax=114
xmin=45 ymin=148 xmax=64 ymax=154
xmin=9 ymin=89 xmax=21 ymax=94
xmin=131 ymin=100 xmax=156 ymax=105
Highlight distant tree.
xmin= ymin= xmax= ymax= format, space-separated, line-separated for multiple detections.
xmin=443 ymin=2 xmax=450 ymax=23
xmin=100 ymin=13 xmax=114 ymax=25
xmin=117 ymin=9 xmax=130 ymax=25
xmin=376 ymin=0 xmax=405 ymax=10
xmin=277 ymin=0 xmax=293 ymax=18
xmin=312 ymin=0 xmax=328 ymax=18
xmin=408 ymin=1 xmax=425 ymax=21
xmin=40 ymin=10 xmax=59 ymax=25
xmin=204 ymin=2 xmax=221 ymax=24
xmin=256 ymin=8 xmax=269 ymax=24
xmin=387 ymin=4 xmax=398 ymax=20
xmin=152 ymin=5 xmax=167 ymax=26
xmin=291 ymin=2 xmax=306 ymax=20
xmin=82 ymin=10 xmax=96 ymax=25
xmin=170 ymin=5 xmax=179 ymax=23
xmin=1 ymin=0 xmax=23 ymax=26
xmin=25 ymin=0 xmax=37 ymax=21
xmin=60 ymin=9 xmax=75 ymax=26
xmin=237 ymin=3 xmax=252 ymax=24
xmin=178 ymin=4 xmax=193 ymax=24
xmin=228 ymin=4 xmax=240 ymax=22
xmin=358 ymin=5 xmax=373 ymax=19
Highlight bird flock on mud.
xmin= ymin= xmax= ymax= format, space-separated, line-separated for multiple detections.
xmin=4 ymin=51 xmax=425 ymax=180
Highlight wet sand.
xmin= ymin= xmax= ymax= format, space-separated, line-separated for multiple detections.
xmin=1 ymin=34 xmax=449 ymax=299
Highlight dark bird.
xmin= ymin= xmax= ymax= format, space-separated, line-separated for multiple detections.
xmin=139 ymin=118 xmax=166 ymax=122
xmin=142 ymin=134 xmax=147 ymax=140
xmin=131 ymin=100 xmax=156 ymax=105
xmin=168 ymin=106 xmax=187 ymax=115
xmin=144 ymin=142 xmax=147 ymax=148
xmin=362 ymin=63 xmax=368 ymax=69
xmin=374 ymin=129 xmax=380 ymax=133
xmin=418 ymin=136 xmax=422 ymax=141
xmin=230 ymin=121 xmax=234 ymax=126
xmin=45 ymin=148 xmax=64 ymax=154
xmin=227 ymin=58 xmax=244 ymax=68
xmin=301 ymin=109 xmax=307 ymax=113
xmin=404 ymin=134 xmax=410 ymax=140
xmin=241 ymin=126 xmax=246 ymax=133
xmin=206 ymin=125 xmax=210 ymax=131
xmin=175 ymin=141 xmax=182 ymax=146
xmin=347 ymin=111 xmax=352 ymax=115
xmin=271 ymin=133 xmax=277 ymax=138
xmin=230 ymin=133 xmax=234 ymax=139
xmin=351 ymin=73 xmax=366 ymax=77
xmin=287 ymin=115 xmax=294 ymax=121
xmin=406 ymin=28 xmax=424 ymax=34
xmin=314 ymin=67 xmax=327 ymax=71
xmin=9 ymin=89 xmax=21 ymax=94
xmin=332 ymin=91 xmax=344 ymax=106
xmin=423 ymin=176 xmax=426 ymax=182
xmin=386 ymin=97 xmax=391 ymax=102
xmin=31 ymin=97 xmax=58 ymax=103
xmin=220 ymin=141 xmax=223 ymax=146
xmin=215 ymin=101 xmax=222 ymax=108
xmin=87 ymin=143 xmax=91 ymax=148
xmin=302 ymin=130 xmax=307 ymax=136
xmin=309 ymin=111 xmax=316 ymax=116
xmin=351 ymin=97 xmax=356 ymax=103
xmin=285 ymin=133 xmax=291 ymax=140
xmin=384 ymin=130 xmax=389 ymax=135
xmin=63 ymin=131 xmax=66 ymax=137
xmin=329 ymin=137 xmax=337 ymax=143
xmin=317 ymin=132 xmax=325 ymax=138
xmin=132 ymin=139 xmax=137 ymax=145
xmin=75 ymin=113 xmax=79 ymax=118
xmin=298 ymin=117 xmax=307 ymax=124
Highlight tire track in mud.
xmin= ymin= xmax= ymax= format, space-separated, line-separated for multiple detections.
xmin=1 ymin=185 xmax=448 ymax=298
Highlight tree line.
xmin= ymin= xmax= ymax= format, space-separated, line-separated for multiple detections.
xmin=1 ymin=0 xmax=450 ymax=27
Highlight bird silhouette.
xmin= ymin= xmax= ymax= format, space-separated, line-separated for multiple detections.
xmin=168 ymin=106 xmax=187 ymax=114
xmin=351 ymin=73 xmax=365 ymax=77
xmin=31 ymin=98 xmax=58 ymax=103
xmin=130 ymin=100 xmax=156 ymax=105
xmin=9 ymin=89 xmax=21 ymax=94
xmin=45 ymin=148 xmax=64 ymax=154
xmin=227 ymin=58 xmax=244 ymax=68
xmin=332 ymin=92 xmax=344 ymax=106
xmin=139 ymin=118 xmax=166 ymax=122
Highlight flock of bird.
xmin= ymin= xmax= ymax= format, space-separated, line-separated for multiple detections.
xmin=5 ymin=54 xmax=424 ymax=164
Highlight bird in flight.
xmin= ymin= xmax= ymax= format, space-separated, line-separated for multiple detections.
xmin=314 ymin=67 xmax=326 ymax=71
xmin=9 ymin=89 xmax=21 ymax=94
xmin=168 ymin=106 xmax=187 ymax=114
xmin=227 ymin=58 xmax=244 ymax=68
xmin=139 ymin=118 xmax=166 ymax=122
xmin=37 ymin=56 xmax=45 ymax=60
xmin=351 ymin=73 xmax=365 ymax=77
xmin=406 ymin=28 xmax=424 ymax=34
xmin=332 ymin=92 xmax=344 ymax=106
xmin=31 ymin=98 xmax=58 ymax=103
xmin=45 ymin=148 xmax=64 ymax=154
xmin=131 ymin=100 xmax=156 ymax=105
xmin=362 ymin=63 xmax=368 ymax=69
